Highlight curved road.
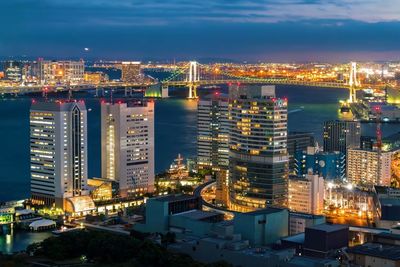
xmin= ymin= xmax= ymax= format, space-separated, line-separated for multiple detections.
xmin=194 ymin=180 xmax=236 ymax=216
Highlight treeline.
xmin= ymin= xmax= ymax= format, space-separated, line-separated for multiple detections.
xmin=24 ymin=230 xmax=231 ymax=267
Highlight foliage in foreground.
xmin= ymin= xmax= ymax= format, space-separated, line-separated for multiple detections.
xmin=24 ymin=230 xmax=231 ymax=267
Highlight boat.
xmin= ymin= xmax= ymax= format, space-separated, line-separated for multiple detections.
xmin=339 ymin=101 xmax=351 ymax=113
xmin=340 ymin=105 xmax=351 ymax=113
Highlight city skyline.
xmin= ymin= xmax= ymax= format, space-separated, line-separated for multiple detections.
xmin=4 ymin=1 xmax=400 ymax=266
xmin=2 ymin=1 xmax=400 ymax=61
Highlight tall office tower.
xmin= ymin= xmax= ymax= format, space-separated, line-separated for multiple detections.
xmin=288 ymin=173 xmax=324 ymax=214
xmin=323 ymin=120 xmax=361 ymax=154
xmin=30 ymin=100 xmax=89 ymax=208
xmin=121 ymin=62 xmax=142 ymax=82
xmin=347 ymin=148 xmax=393 ymax=187
xmin=287 ymin=132 xmax=314 ymax=173
xmin=101 ymin=100 xmax=155 ymax=197
xmin=4 ymin=61 xmax=22 ymax=82
xmin=197 ymin=94 xmax=229 ymax=171
xmin=228 ymin=85 xmax=288 ymax=210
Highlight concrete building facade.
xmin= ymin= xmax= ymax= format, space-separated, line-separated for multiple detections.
xmin=288 ymin=173 xmax=324 ymax=214
xmin=30 ymin=100 xmax=89 ymax=208
xmin=101 ymin=101 xmax=155 ymax=196
xmin=197 ymin=95 xmax=229 ymax=171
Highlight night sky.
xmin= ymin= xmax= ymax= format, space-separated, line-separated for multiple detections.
xmin=2 ymin=0 xmax=400 ymax=61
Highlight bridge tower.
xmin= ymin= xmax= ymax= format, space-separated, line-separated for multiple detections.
xmin=187 ymin=61 xmax=199 ymax=99
xmin=348 ymin=62 xmax=360 ymax=103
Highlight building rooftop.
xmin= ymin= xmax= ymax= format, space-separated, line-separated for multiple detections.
xmin=281 ymin=233 xmax=305 ymax=244
xmin=289 ymin=211 xmax=325 ymax=220
xmin=244 ymin=207 xmax=287 ymax=216
xmin=374 ymin=185 xmax=391 ymax=195
xmin=29 ymin=219 xmax=56 ymax=229
xmin=153 ymin=194 xmax=198 ymax=203
xmin=380 ymin=198 xmax=400 ymax=206
xmin=287 ymin=255 xmax=339 ymax=266
xmin=172 ymin=209 xmax=222 ymax=221
xmin=306 ymin=223 xmax=348 ymax=233
xmin=375 ymin=232 xmax=400 ymax=241
xmin=348 ymin=243 xmax=400 ymax=261
xmin=31 ymin=100 xmax=86 ymax=112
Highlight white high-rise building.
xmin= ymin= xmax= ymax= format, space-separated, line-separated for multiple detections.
xmin=30 ymin=100 xmax=89 ymax=208
xmin=347 ymin=148 xmax=393 ymax=187
xmin=288 ymin=173 xmax=324 ymax=214
xmin=101 ymin=101 xmax=155 ymax=197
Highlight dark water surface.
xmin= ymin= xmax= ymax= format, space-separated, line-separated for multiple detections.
xmin=1 ymin=85 xmax=400 ymax=202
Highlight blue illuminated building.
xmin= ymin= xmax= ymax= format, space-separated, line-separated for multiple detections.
xmin=294 ymin=147 xmax=345 ymax=180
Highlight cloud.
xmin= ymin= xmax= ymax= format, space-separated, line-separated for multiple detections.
xmin=4 ymin=0 xmax=400 ymax=28
xmin=1 ymin=0 xmax=400 ymax=60
xmin=33 ymin=0 xmax=400 ymax=24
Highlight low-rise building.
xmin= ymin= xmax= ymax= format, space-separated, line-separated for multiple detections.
xmin=304 ymin=223 xmax=349 ymax=258
xmin=347 ymin=233 xmax=400 ymax=267
xmin=289 ymin=212 xmax=326 ymax=236
xmin=134 ymin=194 xmax=202 ymax=233
xmin=289 ymin=173 xmax=324 ymax=214
xmin=233 ymin=208 xmax=289 ymax=246
xmin=373 ymin=186 xmax=400 ymax=229
xmin=84 ymin=71 xmax=108 ymax=84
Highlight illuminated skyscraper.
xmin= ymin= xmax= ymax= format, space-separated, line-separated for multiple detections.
xmin=197 ymin=94 xmax=229 ymax=171
xmin=101 ymin=100 xmax=155 ymax=197
xmin=323 ymin=120 xmax=361 ymax=154
xmin=121 ymin=62 xmax=142 ymax=82
xmin=30 ymin=100 xmax=89 ymax=208
xmin=228 ymin=85 xmax=288 ymax=210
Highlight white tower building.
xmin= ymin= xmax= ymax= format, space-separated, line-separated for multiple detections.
xmin=30 ymin=100 xmax=89 ymax=208
xmin=101 ymin=100 xmax=155 ymax=197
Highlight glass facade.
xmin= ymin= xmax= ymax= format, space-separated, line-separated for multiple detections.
xmin=228 ymin=85 xmax=289 ymax=209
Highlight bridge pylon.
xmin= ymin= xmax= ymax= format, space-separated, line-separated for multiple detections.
xmin=348 ymin=62 xmax=360 ymax=103
xmin=187 ymin=61 xmax=199 ymax=99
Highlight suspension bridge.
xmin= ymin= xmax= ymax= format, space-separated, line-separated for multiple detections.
xmin=147 ymin=61 xmax=381 ymax=101
xmin=0 ymin=61 xmax=391 ymax=101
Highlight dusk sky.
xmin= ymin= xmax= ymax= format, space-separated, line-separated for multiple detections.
xmin=2 ymin=0 xmax=400 ymax=62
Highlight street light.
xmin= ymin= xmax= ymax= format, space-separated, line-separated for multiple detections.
xmin=346 ymin=183 xmax=353 ymax=191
